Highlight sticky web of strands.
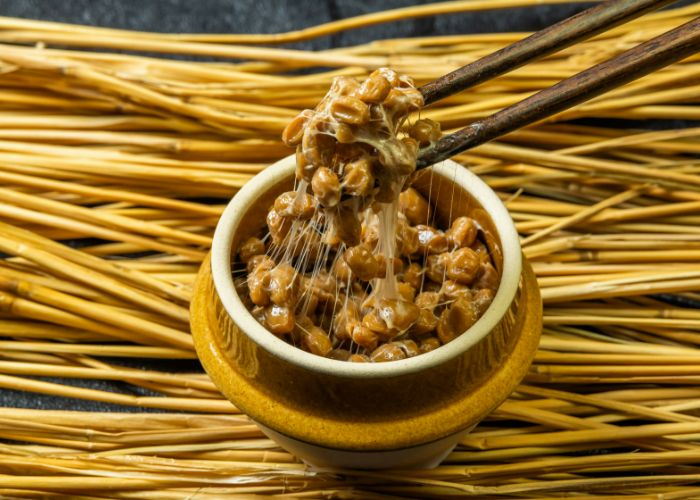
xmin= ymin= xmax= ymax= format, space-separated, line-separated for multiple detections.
xmin=0 ymin=0 xmax=700 ymax=496
xmin=237 ymin=69 xmax=470 ymax=359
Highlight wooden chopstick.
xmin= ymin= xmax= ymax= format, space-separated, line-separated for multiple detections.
xmin=417 ymin=14 xmax=700 ymax=170
xmin=418 ymin=0 xmax=678 ymax=106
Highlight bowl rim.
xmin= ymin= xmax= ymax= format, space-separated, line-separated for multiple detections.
xmin=211 ymin=155 xmax=522 ymax=379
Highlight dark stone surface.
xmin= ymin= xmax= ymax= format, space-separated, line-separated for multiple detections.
xmin=1 ymin=0 xmax=598 ymax=54
xmin=0 ymin=0 xmax=692 ymax=411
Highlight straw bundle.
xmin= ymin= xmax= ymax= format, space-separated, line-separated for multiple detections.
xmin=0 ymin=1 xmax=700 ymax=497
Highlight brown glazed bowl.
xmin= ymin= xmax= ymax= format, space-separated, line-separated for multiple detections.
xmin=191 ymin=155 xmax=542 ymax=469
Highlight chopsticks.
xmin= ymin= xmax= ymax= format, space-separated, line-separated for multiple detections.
xmin=416 ymin=2 xmax=700 ymax=170
xmin=419 ymin=0 xmax=678 ymax=106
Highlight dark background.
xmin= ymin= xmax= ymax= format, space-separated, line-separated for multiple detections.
xmin=0 ymin=0 xmax=693 ymax=411
xmin=3 ymin=0 xmax=600 ymax=53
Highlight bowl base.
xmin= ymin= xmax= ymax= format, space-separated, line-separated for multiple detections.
xmin=258 ymin=420 xmax=477 ymax=470
xmin=191 ymin=254 xmax=542 ymax=469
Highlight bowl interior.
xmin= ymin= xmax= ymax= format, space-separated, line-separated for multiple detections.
xmin=211 ymin=156 xmax=522 ymax=378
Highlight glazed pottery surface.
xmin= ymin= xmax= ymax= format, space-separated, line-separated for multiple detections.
xmin=191 ymin=156 xmax=542 ymax=468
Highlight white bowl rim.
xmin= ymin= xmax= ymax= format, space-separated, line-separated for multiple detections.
xmin=211 ymin=155 xmax=522 ymax=379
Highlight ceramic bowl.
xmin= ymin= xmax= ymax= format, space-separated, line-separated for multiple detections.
xmin=191 ymin=155 xmax=542 ymax=469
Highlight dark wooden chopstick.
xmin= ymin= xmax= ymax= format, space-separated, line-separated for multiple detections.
xmin=417 ymin=15 xmax=700 ymax=170
xmin=419 ymin=0 xmax=678 ymax=106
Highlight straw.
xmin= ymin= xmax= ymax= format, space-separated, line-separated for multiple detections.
xmin=0 ymin=2 xmax=699 ymax=497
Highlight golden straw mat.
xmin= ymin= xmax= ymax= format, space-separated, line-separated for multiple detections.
xmin=0 ymin=1 xmax=700 ymax=497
